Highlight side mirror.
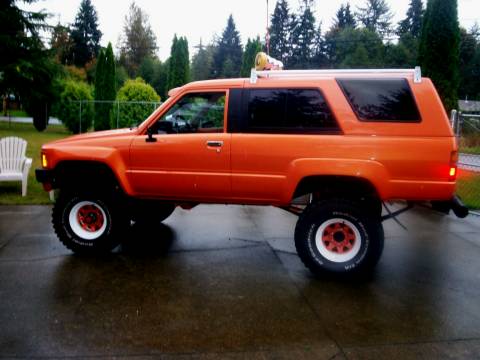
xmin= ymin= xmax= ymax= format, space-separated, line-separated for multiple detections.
xmin=146 ymin=127 xmax=157 ymax=143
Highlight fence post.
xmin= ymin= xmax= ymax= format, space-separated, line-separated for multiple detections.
xmin=456 ymin=112 xmax=462 ymax=138
xmin=117 ymin=101 xmax=120 ymax=129
xmin=79 ymin=100 xmax=82 ymax=134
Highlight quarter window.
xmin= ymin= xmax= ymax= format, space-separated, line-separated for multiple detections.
xmin=337 ymin=79 xmax=421 ymax=122
xmin=246 ymin=89 xmax=339 ymax=133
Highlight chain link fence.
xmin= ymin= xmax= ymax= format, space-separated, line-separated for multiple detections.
xmin=69 ymin=100 xmax=162 ymax=133
xmin=452 ymin=110 xmax=480 ymax=212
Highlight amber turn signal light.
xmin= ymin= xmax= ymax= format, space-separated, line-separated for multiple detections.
xmin=42 ymin=153 xmax=48 ymax=168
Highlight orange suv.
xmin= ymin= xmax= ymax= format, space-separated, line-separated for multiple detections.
xmin=36 ymin=67 xmax=468 ymax=276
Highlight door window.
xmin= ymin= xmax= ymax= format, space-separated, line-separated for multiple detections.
xmin=154 ymin=92 xmax=226 ymax=134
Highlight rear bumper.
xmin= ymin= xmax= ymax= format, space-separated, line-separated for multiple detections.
xmin=432 ymin=195 xmax=469 ymax=218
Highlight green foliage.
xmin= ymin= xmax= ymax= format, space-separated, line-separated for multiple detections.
xmin=70 ymin=0 xmax=102 ymax=67
xmin=119 ymin=2 xmax=157 ymax=77
xmin=398 ymin=0 xmax=424 ymax=38
xmin=290 ymin=1 xmax=317 ymax=69
xmin=115 ymin=78 xmax=160 ymax=128
xmin=325 ymin=27 xmax=384 ymax=68
xmin=334 ymin=3 xmax=356 ymax=30
xmin=191 ymin=42 xmax=215 ymax=81
xmin=152 ymin=58 xmax=169 ymax=99
xmin=94 ymin=43 xmax=116 ymax=131
xmin=167 ymin=35 xmax=190 ymax=90
xmin=459 ymin=28 xmax=480 ymax=100
xmin=241 ymin=37 xmax=262 ymax=77
xmin=269 ymin=0 xmax=293 ymax=66
xmin=57 ymin=80 xmax=94 ymax=134
xmin=0 ymin=0 xmax=58 ymax=132
xmin=419 ymin=0 xmax=460 ymax=111
xmin=213 ymin=15 xmax=243 ymax=78
xmin=50 ymin=23 xmax=73 ymax=65
xmin=115 ymin=65 xmax=128 ymax=90
xmin=356 ymin=0 xmax=393 ymax=36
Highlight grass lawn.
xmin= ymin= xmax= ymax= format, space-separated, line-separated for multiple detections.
xmin=0 ymin=121 xmax=69 ymax=205
xmin=460 ymin=146 xmax=480 ymax=155
xmin=457 ymin=169 xmax=480 ymax=210
xmin=4 ymin=109 xmax=29 ymax=117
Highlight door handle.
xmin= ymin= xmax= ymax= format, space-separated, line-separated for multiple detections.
xmin=206 ymin=140 xmax=223 ymax=148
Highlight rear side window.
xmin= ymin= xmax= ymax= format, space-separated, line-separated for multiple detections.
xmin=337 ymin=79 xmax=421 ymax=122
xmin=246 ymin=89 xmax=339 ymax=133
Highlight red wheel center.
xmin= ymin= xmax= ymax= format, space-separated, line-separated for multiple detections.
xmin=322 ymin=222 xmax=356 ymax=254
xmin=77 ymin=205 xmax=104 ymax=232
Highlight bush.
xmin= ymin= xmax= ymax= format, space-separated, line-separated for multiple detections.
xmin=57 ymin=80 xmax=94 ymax=134
xmin=114 ymin=78 xmax=160 ymax=128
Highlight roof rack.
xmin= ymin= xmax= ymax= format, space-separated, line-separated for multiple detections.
xmin=249 ymin=67 xmax=422 ymax=84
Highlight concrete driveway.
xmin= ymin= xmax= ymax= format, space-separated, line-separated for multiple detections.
xmin=1 ymin=205 xmax=480 ymax=359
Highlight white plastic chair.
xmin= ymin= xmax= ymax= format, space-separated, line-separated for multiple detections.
xmin=0 ymin=137 xmax=33 ymax=196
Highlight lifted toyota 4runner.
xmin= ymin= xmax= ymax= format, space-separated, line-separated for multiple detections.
xmin=36 ymin=67 xmax=468 ymax=276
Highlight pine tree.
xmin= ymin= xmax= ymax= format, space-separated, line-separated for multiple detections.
xmin=241 ymin=37 xmax=262 ymax=77
xmin=269 ymin=0 xmax=293 ymax=65
xmin=191 ymin=40 xmax=214 ymax=81
xmin=167 ymin=35 xmax=190 ymax=90
xmin=120 ymin=2 xmax=157 ymax=77
xmin=94 ymin=43 xmax=116 ymax=130
xmin=50 ymin=23 xmax=73 ymax=65
xmin=290 ymin=0 xmax=316 ymax=69
xmin=419 ymin=0 xmax=460 ymax=111
xmin=334 ymin=3 xmax=356 ymax=30
xmin=312 ymin=23 xmax=327 ymax=68
xmin=213 ymin=15 xmax=243 ymax=78
xmin=356 ymin=0 xmax=393 ymax=36
xmin=70 ymin=0 xmax=102 ymax=67
xmin=398 ymin=0 xmax=424 ymax=38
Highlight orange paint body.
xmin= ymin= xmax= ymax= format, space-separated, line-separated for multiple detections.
xmin=40 ymin=75 xmax=457 ymax=205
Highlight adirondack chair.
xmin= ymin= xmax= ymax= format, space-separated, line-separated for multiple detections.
xmin=0 ymin=137 xmax=32 ymax=196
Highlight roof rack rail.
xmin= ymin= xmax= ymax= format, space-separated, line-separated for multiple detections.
xmin=250 ymin=66 xmax=422 ymax=84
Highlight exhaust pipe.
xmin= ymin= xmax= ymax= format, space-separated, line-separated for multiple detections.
xmin=451 ymin=195 xmax=469 ymax=218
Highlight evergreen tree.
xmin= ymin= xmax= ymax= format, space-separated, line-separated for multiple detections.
xmin=458 ymin=27 xmax=480 ymax=99
xmin=139 ymin=56 xmax=158 ymax=85
xmin=120 ymin=2 xmax=157 ymax=77
xmin=419 ymin=0 xmax=460 ymax=111
xmin=1 ymin=0 xmax=58 ymax=131
xmin=94 ymin=43 xmax=116 ymax=130
xmin=151 ymin=59 xmax=168 ymax=99
xmin=269 ymin=0 xmax=293 ymax=65
xmin=191 ymin=40 xmax=214 ymax=81
xmin=50 ymin=23 xmax=73 ymax=65
xmin=167 ymin=35 xmax=190 ymax=90
xmin=334 ymin=3 xmax=356 ymax=30
xmin=290 ymin=1 xmax=316 ymax=69
xmin=398 ymin=0 xmax=424 ymax=38
xmin=70 ymin=0 xmax=102 ymax=67
xmin=356 ymin=0 xmax=393 ymax=36
xmin=213 ymin=15 xmax=243 ymax=78
xmin=240 ymin=37 xmax=262 ymax=77
xmin=312 ymin=23 xmax=327 ymax=68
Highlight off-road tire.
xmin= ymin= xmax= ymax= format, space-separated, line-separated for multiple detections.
xmin=52 ymin=190 xmax=128 ymax=254
xmin=295 ymin=199 xmax=384 ymax=276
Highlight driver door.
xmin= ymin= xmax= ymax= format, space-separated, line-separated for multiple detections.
xmin=128 ymin=91 xmax=231 ymax=201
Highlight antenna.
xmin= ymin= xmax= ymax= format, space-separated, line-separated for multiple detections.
xmin=266 ymin=0 xmax=270 ymax=55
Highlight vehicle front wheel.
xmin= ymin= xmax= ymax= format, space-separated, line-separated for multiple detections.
xmin=294 ymin=199 xmax=384 ymax=277
xmin=52 ymin=191 xmax=127 ymax=254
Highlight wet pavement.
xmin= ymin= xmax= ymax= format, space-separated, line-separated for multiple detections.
xmin=1 ymin=204 xmax=480 ymax=359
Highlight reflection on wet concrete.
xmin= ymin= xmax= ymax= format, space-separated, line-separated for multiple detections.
xmin=0 ymin=205 xmax=480 ymax=358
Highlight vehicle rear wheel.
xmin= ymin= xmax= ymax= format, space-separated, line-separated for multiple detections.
xmin=52 ymin=191 xmax=127 ymax=254
xmin=295 ymin=199 xmax=384 ymax=276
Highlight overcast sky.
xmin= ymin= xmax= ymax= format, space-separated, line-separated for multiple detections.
xmin=25 ymin=0 xmax=480 ymax=61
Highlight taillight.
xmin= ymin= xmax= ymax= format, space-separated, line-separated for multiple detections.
xmin=449 ymin=151 xmax=458 ymax=181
